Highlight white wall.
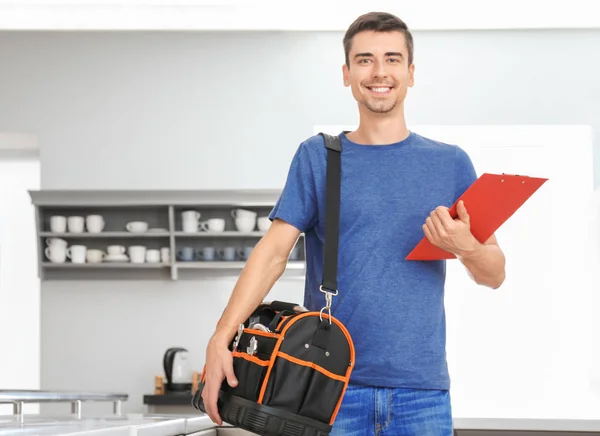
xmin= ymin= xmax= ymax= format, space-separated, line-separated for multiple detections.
xmin=2 ymin=0 xmax=600 ymax=30
xmin=0 ymin=157 xmax=41 ymax=415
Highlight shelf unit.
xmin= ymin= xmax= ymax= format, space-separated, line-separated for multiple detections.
xmin=29 ymin=190 xmax=305 ymax=281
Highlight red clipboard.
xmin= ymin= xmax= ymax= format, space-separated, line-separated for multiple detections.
xmin=406 ymin=173 xmax=548 ymax=261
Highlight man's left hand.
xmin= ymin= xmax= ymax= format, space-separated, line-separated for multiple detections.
xmin=422 ymin=200 xmax=479 ymax=256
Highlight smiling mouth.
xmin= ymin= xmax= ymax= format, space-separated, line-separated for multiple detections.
xmin=366 ymin=85 xmax=393 ymax=95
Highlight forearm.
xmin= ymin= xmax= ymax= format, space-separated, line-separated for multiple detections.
xmin=212 ymin=242 xmax=288 ymax=345
xmin=458 ymin=242 xmax=506 ymax=289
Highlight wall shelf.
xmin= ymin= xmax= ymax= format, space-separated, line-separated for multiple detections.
xmin=175 ymin=261 xmax=305 ymax=270
xmin=29 ymin=189 xmax=306 ymax=281
xmin=173 ymin=231 xmax=266 ymax=238
xmin=41 ymin=262 xmax=170 ymax=269
xmin=39 ymin=232 xmax=171 ymax=238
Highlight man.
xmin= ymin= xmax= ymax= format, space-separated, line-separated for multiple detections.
xmin=201 ymin=11 xmax=506 ymax=435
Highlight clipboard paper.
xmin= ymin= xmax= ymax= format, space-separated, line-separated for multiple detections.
xmin=405 ymin=173 xmax=548 ymax=261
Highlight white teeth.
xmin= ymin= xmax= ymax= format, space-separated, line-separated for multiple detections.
xmin=371 ymin=87 xmax=390 ymax=93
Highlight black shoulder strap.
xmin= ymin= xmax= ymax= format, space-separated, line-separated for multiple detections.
xmin=318 ymin=132 xmax=341 ymax=293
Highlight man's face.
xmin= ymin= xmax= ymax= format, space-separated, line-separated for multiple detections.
xmin=343 ymin=30 xmax=414 ymax=114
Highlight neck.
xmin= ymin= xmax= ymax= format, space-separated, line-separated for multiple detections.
xmin=348 ymin=103 xmax=410 ymax=145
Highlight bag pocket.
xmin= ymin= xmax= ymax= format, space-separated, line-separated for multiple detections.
xmin=298 ymin=369 xmax=346 ymax=423
xmin=261 ymin=356 xmax=313 ymax=414
xmin=224 ymin=352 xmax=269 ymax=402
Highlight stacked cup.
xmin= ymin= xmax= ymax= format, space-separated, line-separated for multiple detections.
xmin=45 ymin=238 xmax=68 ymax=263
xmin=231 ymin=209 xmax=257 ymax=232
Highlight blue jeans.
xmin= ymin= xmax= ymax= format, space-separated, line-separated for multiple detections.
xmin=330 ymin=384 xmax=453 ymax=436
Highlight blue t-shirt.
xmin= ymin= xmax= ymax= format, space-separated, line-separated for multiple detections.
xmin=268 ymin=131 xmax=478 ymax=390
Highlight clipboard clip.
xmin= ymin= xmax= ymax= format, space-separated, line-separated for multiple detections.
xmin=501 ymin=173 xmax=529 ymax=184
xmin=501 ymin=173 xmax=529 ymax=177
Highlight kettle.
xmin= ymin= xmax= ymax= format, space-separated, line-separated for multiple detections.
xmin=163 ymin=347 xmax=193 ymax=392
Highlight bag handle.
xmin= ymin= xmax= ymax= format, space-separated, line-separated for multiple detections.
xmin=317 ymin=132 xmax=342 ymax=322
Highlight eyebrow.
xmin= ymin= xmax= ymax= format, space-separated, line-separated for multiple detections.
xmin=354 ymin=52 xmax=404 ymax=59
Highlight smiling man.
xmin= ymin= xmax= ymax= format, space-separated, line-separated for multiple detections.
xmin=200 ymin=11 xmax=506 ymax=436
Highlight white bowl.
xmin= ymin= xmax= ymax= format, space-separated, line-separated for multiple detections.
xmin=126 ymin=221 xmax=149 ymax=233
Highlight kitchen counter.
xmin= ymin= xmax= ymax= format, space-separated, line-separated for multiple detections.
xmin=2 ymin=413 xmax=600 ymax=435
xmin=453 ymin=417 xmax=600 ymax=435
xmin=0 ymin=413 xmax=219 ymax=436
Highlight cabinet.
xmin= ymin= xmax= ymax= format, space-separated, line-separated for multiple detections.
xmin=29 ymin=190 xmax=305 ymax=281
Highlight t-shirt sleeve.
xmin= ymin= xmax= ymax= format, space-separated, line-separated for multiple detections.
xmin=454 ymin=145 xmax=478 ymax=201
xmin=268 ymin=143 xmax=318 ymax=233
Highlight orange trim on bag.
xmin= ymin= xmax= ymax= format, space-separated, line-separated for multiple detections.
xmin=329 ymin=312 xmax=355 ymax=425
xmin=257 ymin=311 xmax=356 ymax=408
xmin=232 ymin=351 xmax=270 ymax=366
xmin=276 ymin=315 xmax=290 ymax=330
xmin=276 ymin=352 xmax=347 ymax=382
xmin=331 ymin=371 xmax=350 ymax=425
xmin=243 ymin=328 xmax=279 ymax=338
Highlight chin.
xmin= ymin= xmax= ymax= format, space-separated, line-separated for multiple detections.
xmin=365 ymin=101 xmax=397 ymax=114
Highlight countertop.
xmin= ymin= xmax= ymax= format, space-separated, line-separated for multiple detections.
xmin=453 ymin=417 xmax=600 ymax=432
xmin=3 ymin=412 xmax=600 ymax=435
xmin=0 ymin=413 xmax=217 ymax=436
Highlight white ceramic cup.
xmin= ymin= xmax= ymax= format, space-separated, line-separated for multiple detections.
xmin=128 ymin=245 xmax=146 ymax=263
xmin=86 ymin=215 xmax=105 ymax=233
xmin=86 ymin=249 xmax=105 ymax=263
xmin=67 ymin=216 xmax=85 ymax=233
xmin=67 ymin=245 xmax=87 ymax=264
xmin=231 ymin=209 xmax=257 ymax=220
xmin=50 ymin=216 xmax=67 ymax=233
xmin=45 ymin=245 xmax=67 ymax=263
xmin=200 ymin=218 xmax=225 ymax=232
xmin=160 ymin=247 xmax=170 ymax=263
xmin=257 ymin=216 xmax=271 ymax=232
xmin=145 ymin=249 xmax=160 ymax=263
xmin=235 ymin=217 xmax=256 ymax=233
xmin=182 ymin=210 xmax=201 ymax=233
xmin=46 ymin=237 xmax=67 ymax=248
xmin=126 ymin=221 xmax=148 ymax=233
xmin=107 ymin=245 xmax=126 ymax=256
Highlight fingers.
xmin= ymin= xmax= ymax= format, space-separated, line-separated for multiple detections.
xmin=201 ymin=350 xmax=237 ymax=426
xmin=427 ymin=210 xmax=447 ymax=237
xmin=434 ymin=206 xmax=454 ymax=228
xmin=201 ymin=378 xmax=222 ymax=425
xmin=424 ymin=216 xmax=435 ymax=238
xmin=422 ymin=222 xmax=433 ymax=242
xmin=456 ymin=200 xmax=470 ymax=224
xmin=223 ymin=360 xmax=238 ymax=388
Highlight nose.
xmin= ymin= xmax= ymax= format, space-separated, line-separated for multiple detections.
xmin=372 ymin=59 xmax=388 ymax=79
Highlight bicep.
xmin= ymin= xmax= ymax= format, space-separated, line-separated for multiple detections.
xmin=260 ymin=218 xmax=302 ymax=261
xmin=268 ymin=142 xmax=319 ymax=233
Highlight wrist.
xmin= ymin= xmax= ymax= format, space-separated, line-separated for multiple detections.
xmin=457 ymin=238 xmax=483 ymax=260
xmin=211 ymin=329 xmax=234 ymax=347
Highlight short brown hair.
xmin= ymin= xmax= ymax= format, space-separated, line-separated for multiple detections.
xmin=343 ymin=12 xmax=414 ymax=67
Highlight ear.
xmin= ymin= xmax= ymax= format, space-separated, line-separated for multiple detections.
xmin=408 ymin=63 xmax=415 ymax=88
xmin=342 ymin=64 xmax=350 ymax=87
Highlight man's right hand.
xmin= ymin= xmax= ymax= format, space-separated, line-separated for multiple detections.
xmin=201 ymin=334 xmax=239 ymax=425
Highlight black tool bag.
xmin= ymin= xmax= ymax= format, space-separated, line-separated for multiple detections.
xmin=192 ymin=133 xmax=355 ymax=436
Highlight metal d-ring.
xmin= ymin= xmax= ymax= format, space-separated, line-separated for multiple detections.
xmin=319 ymin=285 xmax=337 ymax=324
xmin=319 ymin=306 xmax=332 ymax=324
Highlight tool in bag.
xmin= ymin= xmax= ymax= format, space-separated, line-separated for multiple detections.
xmin=192 ymin=132 xmax=355 ymax=436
